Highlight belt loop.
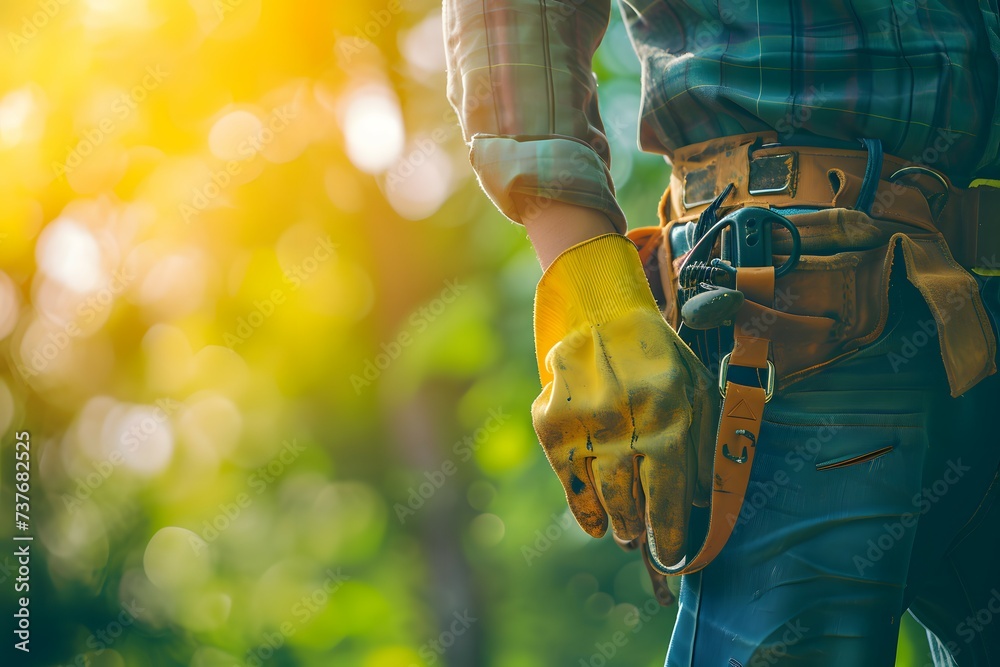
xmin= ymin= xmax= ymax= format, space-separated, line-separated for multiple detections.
xmin=855 ymin=138 xmax=884 ymax=215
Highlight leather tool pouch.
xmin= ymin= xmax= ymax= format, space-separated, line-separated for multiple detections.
xmin=628 ymin=202 xmax=997 ymax=398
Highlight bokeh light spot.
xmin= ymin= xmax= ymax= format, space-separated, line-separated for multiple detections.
xmin=209 ymin=110 xmax=264 ymax=161
xmin=0 ymin=88 xmax=40 ymax=148
xmin=135 ymin=249 xmax=210 ymax=319
xmin=341 ymin=87 xmax=404 ymax=174
xmin=383 ymin=143 xmax=453 ymax=220
xmin=101 ymin=403 xmax=176 ymax=477
xmin=36 ymin=218 xmax=104 ymax=293
xmin=470 ymin=512 xmax=505 ymax=547
xmin=143 ymin=527 xmax=211 ymax=590
xmin=399 ymin=12 xmax=446 ymax=75
xmin=466 ymin=480 xmax=496 ymax=511
xmin=41 ymin=503 xmax=110 ymax=588
xmin=177 ymin=392 xmax=242 ymax=459
xmin=178 ymin=590 xmax=232 ymax=631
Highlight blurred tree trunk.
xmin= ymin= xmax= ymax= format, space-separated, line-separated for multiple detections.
xmin=391 ymin=384 xmax=484 ymax=667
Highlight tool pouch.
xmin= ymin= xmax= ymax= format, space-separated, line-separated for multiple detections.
xmin=629 ymin=203 xmax=996 ymax=398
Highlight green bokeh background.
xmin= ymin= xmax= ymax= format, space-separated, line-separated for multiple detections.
xmin=0 ymin=1 xmax=934 ymax=665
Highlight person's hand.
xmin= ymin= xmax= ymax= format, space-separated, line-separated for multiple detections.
xmin=531 ymin=234 xmax=719 ymax=568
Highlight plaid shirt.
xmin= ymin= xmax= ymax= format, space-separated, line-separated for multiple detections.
xmin=443 ymin=0 xmax=1000 ymax=233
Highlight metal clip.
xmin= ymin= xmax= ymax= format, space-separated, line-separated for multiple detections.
xmin=718 ymin=353 xmax=775 ymax=403
xmin=888 ymin=165 xmax=950 ymax=216
xmin=722 ymin=444 xmax=748 ymax=464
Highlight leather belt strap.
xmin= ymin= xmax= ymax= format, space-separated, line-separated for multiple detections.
xmin=665 ymin=131 xmax=999 ymax=268
xmin=647 ymin=267 xmax=774 ymax=576
xmin=938 ymin=184 xmax=1000 ymax=269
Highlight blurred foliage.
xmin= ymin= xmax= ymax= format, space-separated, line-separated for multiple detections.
xmin=0 ymin=1 xmax=932 ymax=666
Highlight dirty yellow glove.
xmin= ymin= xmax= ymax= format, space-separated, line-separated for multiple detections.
xmin=531 ymin=233 xmax=719 ymax=568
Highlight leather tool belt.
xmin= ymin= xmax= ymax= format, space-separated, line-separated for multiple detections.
xmin=662 ymin=131 xmax=1000 ymax=271
xmin=625 ymin=131 xmax=998 ymax=586
xmin=629 ymin=131 xmax=998 ymax=398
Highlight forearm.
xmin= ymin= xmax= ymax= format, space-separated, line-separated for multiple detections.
xmin=516 ymin=195 xmax=618 ymax=269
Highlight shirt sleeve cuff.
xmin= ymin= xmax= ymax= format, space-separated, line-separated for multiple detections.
xmin=468 ymin=134 xmax=628 ymax=234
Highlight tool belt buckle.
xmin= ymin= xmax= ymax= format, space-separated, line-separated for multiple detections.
xmin=718 ymin=352 xmax=775 ymax=403
xmin=682 ymin=148 xmax=797 ymax=210
xmin=748 ymin=150 xmax=797 ymax=197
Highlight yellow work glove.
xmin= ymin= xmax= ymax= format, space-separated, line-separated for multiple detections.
xmin=531 ymin=233 xmax=719 ymax=568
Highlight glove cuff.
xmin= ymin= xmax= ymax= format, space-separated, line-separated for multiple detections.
xmin=534 ymin=234 xmax=660 ymax=382
xmin=536 ymin=233 xmax=659 ymax=326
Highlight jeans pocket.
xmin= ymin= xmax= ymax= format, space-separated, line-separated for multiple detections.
xmin=815 ymin=445 xmax=895 ymax=471
xmin=761 ymin=399 xmax=927 ymax=478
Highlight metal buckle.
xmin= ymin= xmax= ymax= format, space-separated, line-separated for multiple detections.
xmin=718 ymin=353 xmax=775 ymax=403
xmin=888 ymin=165 xmax=950 ymax=216
xmin=683 ymin=165 xmax=718 ymax=208
xmin=748 ymin=152 xmax=797 ymax=197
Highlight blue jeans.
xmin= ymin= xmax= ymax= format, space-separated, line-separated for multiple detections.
xmin=665 ymin=276 xmax=1000 ymax=666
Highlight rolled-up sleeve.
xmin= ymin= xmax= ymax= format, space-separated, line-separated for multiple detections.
xmin=443 ymin=0 xmax=627 ymax=233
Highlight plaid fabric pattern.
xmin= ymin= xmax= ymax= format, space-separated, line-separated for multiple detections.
xmin=444 ymin=0 xmax=1000 ymax=231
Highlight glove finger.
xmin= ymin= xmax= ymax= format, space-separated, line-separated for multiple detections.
xmin=532 ymin=380 xmax=610 ymax=538
xmin=638 ymin=447 xmax=695 ymax=570
xmin=592 ymin=457 xmax=644 ymax=542
xmin=550 ymin=454 xmax=608 ymax=538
